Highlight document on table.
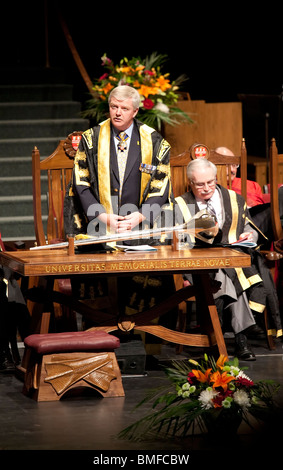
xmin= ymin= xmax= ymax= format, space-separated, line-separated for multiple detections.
xmin=116 ymin=244 xmax=157 ymax=252
xmin=228 ymin=235 xmax=257 ymax=248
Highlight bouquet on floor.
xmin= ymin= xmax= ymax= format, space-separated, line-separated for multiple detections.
xmin=118 ymin=354 xmax=280 ymax=441
xmin=82 ymin=52 xmax=193 ymax=131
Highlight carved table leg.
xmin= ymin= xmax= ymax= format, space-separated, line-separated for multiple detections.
xmin=192 ymin=272 xmax=227 ymax=356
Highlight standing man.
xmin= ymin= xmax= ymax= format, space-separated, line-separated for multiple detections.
xmin=64 ymin=85 xmax=173 ymax=238
xmin=64 ymin=85 xmax=176 ymax=335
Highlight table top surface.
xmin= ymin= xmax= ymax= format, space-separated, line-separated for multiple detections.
xmin=0 ymin=245 xmax=251 ymax=277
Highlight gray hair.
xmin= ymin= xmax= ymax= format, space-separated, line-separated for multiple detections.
xmin=108 ymin=85 xmax=140 ymax=109
xmin=187 ymin=158 xmax=217 ymax=181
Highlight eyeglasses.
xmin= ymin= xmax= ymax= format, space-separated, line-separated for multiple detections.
xmin=190 ymin=179 xmax=216 ymax=189
xmin=191 ymin=179 xmax=216 ymax=189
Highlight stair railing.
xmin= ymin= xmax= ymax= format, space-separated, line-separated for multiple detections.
xmin=44 ymin=1 xmax=95 ymax=97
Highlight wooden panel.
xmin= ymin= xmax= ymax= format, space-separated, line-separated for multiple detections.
xmin=253 ymin=160 xmax=283 ymax=189
xmin=164 ymin=100 xmax=207 ymax=155
xmin=253 ymin=161 xmax=268 ymax=189
xmin=204 ymin=102 xmax=243 ymax=154
xmin=164 ymin=100 xmax=242 ymax=157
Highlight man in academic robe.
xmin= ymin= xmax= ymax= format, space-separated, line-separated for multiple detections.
xmin=169 ymin=157 xmax=282 ymax=360
xmin=64 ymin=85 xmax=176 ymax=333
xmin=64 ymin=85 xmax=173 ymax=239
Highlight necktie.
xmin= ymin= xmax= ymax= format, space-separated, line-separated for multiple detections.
xmin=116 ymin=132 xmax=129 ymax=196
xmin=206 ymin=199 xmax=217 ymax=220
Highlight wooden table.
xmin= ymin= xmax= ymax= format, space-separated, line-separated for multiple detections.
xmin=0 ymin=245 xmax=251 ymax=357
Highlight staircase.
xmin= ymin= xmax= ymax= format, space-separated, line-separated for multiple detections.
xmin=0 ymin=66 xmax=89 ymax=242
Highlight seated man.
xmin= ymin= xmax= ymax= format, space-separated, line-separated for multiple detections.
xmin=171 ymin=158 xmax=282 ymax=361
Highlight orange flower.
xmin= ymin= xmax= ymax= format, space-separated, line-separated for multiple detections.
xmin=117 ymin=66 xmax=134 ymax=74
xmin=102 ymin=83 xmax=114 ymax=95
xmin=155 ymin=75 xmax=171 ymax=91
xmin=192 ymin=368 xmax=212 ymax=383
xmin=216 ymin=355 xmax=228 ymax=370
xmin=135 ymin=84 xmax=160 ymax=98
xmin=210 ymin=371 xmax=235 ymax=392
xmin=135 ymin=65 xmax=145 ymax=73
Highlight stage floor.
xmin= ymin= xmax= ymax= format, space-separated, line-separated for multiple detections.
xmin=1 ymin=336 xmax=283 ymax=460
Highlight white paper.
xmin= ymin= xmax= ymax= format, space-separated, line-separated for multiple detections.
xmin=116 ymin=244 xmax=157 ymax=252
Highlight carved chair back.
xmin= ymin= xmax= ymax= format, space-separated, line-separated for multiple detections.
xmin=170 ymin=140 xmax=247 ymax=200
xmin=32 ymin=132 xmax=82 ymax=246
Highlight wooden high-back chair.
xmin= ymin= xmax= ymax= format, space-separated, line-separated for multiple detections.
xmin=29 ymin=132 xmax=83 ymax=333
xmin=29 ymin=131 xmax=119 ymax=334
xmin=170 ymin=140 xmax=247 ymax=200
xmin=264 ymin=138 xmax=283 ymax=348
xmin=269 ymin=138 xmax=283 ymax=242
xmin=268 ymin=137 xmax=283 ymax=292
xmin=32 ymin=132 xmax=82 ymax=246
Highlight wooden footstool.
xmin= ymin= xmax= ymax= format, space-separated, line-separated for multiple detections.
xmin=22 ymin=330 xmax=124 ymax=401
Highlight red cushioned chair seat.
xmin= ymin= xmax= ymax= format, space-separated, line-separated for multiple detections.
xmin=24 ymin=331 xmax=120 ymax=354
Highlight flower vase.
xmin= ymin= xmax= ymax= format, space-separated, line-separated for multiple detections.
xmin=203 ymin=409 xmax=242 ymax=439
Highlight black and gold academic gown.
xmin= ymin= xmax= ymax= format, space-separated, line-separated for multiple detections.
xmin=64 ymin=118 xmax=173 ymax=237
xmin=172 ymin=186 xmax=282 ymax=337
xmin=63 ymin=118 xmax=176 ymax=333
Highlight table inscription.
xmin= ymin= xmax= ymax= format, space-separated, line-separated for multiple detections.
xmin=44 ymin=257 xmax=232 ymax=274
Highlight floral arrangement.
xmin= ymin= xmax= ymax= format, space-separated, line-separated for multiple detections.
xmin=118 ymin=354 xmax=280 ymax=441
xmin=82 ymin=52 xmax=193 ymax=131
